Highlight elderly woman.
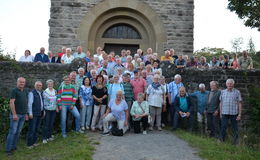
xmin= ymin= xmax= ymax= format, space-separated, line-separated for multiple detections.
xmin=61 ymin=48 xmax=74 ymax=64
xmin=79 ymin=77 xmax=93 ymax=131
xmin=103 ymin=90 xmax=129 ymax=135
xmin=91 ymin=75 xmax=108 ymax=131
xmin=42 ymin=79 xmax=58 ymax=143
xmin=108 ymin=75 xmax=124 ymax=100
xmin=146 ymin=74 xmax=166 ymax=131
xmin=19 ymin=50 xmax=34 ymax=62
xmin=173 ymin=87 xmax=191 ymax=131
xmin=130 ymin=93 xmax=149 ymax=134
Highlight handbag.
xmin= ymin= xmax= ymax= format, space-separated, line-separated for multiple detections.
xmin=138 ymin=102 xmax=152 ymax=123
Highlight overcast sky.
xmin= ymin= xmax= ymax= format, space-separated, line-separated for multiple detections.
xmin=0 ymin=0 xmax=259 ymax=59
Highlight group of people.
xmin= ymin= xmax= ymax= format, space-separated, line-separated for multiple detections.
xmin=19 ymin=46 xmax=253 ymax=70
xmin=6 ymin=47 xmax=243 ymax=156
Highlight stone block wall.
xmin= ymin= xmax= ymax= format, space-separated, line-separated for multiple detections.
xmin=49 ymin=0 xmax=194 ymax=55
xmin=1 ymin=61 xmax=259 ymax=128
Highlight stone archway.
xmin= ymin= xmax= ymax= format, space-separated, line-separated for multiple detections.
xmin=77 ymin=0 xmax=167 ymax=55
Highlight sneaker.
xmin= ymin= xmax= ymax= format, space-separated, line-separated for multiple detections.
xmin=62 ymin=134 xmax=67 ymax=138
xmin=6 ymin=151 xmax=13 ymax=156
xmin=86 ymin=126 xmax=90 ymax=130
xmin=162 ymin=123 xmax=165 ymax=127
xmin=42 ymin=140 xmax=48 ymax=144
xmin=102 ymin=131 xmax=110 ymax=136
xmin=48 ymin=137 xmax=54 ymax=141
xmin=27 ymin=145 xmax=34 ymax=149
xmin=81 ymin=127 xmax=85 ymax=131
xmin=158 ymin=127 xmax=162 ymax=131
xmin=79 ymin=130 xmax=84 ymax=134
xmin=33 ymin=143 xmax=39 ymax=147
xmin=149 ymin=127 xmax=153 ymax=131
xmin=143 ymin=131 xmax=147 ymax=135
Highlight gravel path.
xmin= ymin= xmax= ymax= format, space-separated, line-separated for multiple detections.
xmin=91 ymin=130 xmax=202 ymax=160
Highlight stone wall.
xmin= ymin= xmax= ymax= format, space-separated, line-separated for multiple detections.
xmin=1 ymin=61 xmax=259 ymax=128
xmin=49 ymin=0 xmax=194 ymax=55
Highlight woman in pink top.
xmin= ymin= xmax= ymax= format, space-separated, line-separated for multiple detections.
xmin=130 ymin=70 xmax=147 ymax=100
xmin=231 ymin=54 xmax=239 ymax=69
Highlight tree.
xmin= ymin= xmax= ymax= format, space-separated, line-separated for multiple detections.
xmin=231 ymin=37 xmax=243 ymax=53
xmin=247 ymin=37 xmax=256 ymax=54
xmin=194 ymin=47 xmax=230 ymax=61
xmin=227 ymin=0 xmax=260 ymax=31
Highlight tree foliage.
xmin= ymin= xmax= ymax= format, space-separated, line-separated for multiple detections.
xmin=247 ymin=37 xmax=256 ymax=54
xmin=227 ymin=0 xmax=260 ymax=31
xmin=231 ymin=37 xmax=243 ymax=53
xmin=194 ymin=47 xmax=231 ymax=61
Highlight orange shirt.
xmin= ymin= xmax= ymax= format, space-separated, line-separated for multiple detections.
xmin=161 ymin=56 xmax=173 ymax=62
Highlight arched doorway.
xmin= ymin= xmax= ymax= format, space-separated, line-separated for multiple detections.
xmin=77 ymin=0 xmax=167 ymax=55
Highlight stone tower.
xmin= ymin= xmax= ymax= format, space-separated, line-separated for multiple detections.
xmin=49 ymin=0 xmax=194 ymax=55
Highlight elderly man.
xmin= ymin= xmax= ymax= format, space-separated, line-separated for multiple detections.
xmin=121 ymin=49 xmax=127 ymax=63
xmin=34 ymin=47 xmax=49 ymax=63
xmin=73 ymin=46 xmax=86 ymax=59
xmin=98 ymin=59 xmax=111 ymax=75
xmin=191 ymin=83 xmax=209 ymax=133
xmin=58 ymin=46 xmax=66 ymax=58
xmin=27 ymin=81 xmax=44 ymax=148
xmin=168 ymin=74 xmax=184 ymax=128
xmin=47 ymin=51 xmax=53 ymax=63
xmin=131 ymin=70 xmax=147 ymax=100
xmin=161 ymin=50 xmax=174 ymax=63
xmin=51 ymin=52 xmax=61 ymax=63
xmin=175 ymin=55 xmax=186 ymax=68
xmin=220 ymin=79 xmax=242 ymax=145
xmin=206 ymin=81 xmax=221 ymax=138
xmin=238 ymin=50 xmax=253 ymax=69
xmin=6 ymin=77 xmax=28 ymax=156
xmin=61 ymin=48 xmax=74 ymax=64
xmin=76 ymin=67 xmax=86 ymax=87
xmin=113 ymin=58 xmax=125 ymax=75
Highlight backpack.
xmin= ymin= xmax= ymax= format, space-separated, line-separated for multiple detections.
xmin=111 ymin=126 xmax=124 ymax=136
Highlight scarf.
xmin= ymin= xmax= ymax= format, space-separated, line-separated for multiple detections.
xmin=152 ymin=82 xmax=161 ymax=90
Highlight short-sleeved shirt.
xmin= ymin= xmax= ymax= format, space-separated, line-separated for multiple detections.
xmin=168 ymin=81 xmax=184 ymax=103
xmin=108 ymin=83 xmax=124 ymax=100
xmin=130 ymin=78 xmax=147 ymax=100
xmin=10 ymin=88 xmax=29 ymax=114
xmin=109 ymin=99 xmax=128 ymax=120
xmin=220 ymin=88 xmax=242 ymax=115
xmin=92 ymin=86 xmax=108 ymax=105
xmin=61 ymin=54 xmax=74 ymax=64
xmin=146 ymin=84 xmax=165 ymax=107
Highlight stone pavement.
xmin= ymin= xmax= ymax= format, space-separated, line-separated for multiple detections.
xmin=90 ymin=130 xmax=202 ymax=160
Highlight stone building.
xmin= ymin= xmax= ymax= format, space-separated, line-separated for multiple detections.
xmin=49 ymin=0 xmax=194 ymax=55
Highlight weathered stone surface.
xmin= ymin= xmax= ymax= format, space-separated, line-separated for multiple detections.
xmin=48 ymin=0 xmax=194 ymax=55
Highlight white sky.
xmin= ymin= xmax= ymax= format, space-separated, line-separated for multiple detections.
xmin=0 ymin=0 xmax=259 ymax=59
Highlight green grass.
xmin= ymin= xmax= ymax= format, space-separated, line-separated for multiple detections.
xmin=0 ymin=132 xmax=95 ymax=160
xmin=172 ymin=130 xmax=260 ymax=160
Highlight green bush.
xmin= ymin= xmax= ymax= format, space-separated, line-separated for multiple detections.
xmin=0 ymin=97 xmax=10 ymax=143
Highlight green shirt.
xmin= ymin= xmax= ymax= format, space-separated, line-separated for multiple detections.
xmin=10 ymin=88 xmax=29 ymax=114
xmin=123 ymin=82 xmax=134 ymax=102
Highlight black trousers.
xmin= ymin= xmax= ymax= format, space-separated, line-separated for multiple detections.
xmin=133 ymin=116 xmax=148 ymax=133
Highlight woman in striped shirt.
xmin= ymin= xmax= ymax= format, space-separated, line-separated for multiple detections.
xmin=57 ymin=75 xmax=82 ymax=138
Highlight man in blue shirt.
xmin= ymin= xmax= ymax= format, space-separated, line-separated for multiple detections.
xmin=191 ymin=83 xmax=209 ymax=133
xmin=167 ymin=74 xmax=184 ymax=128
xmin=34 ymin=47 xmax=49 ymax=63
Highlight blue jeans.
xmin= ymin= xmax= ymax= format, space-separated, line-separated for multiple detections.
xmin=43 ymin=110 xmax=56 ymax=140
xmin=221 ymin=114 xmax=238 ymax=144
xmin=6 ymin=114 xmax=26 ymax=152
xmin=61 ymin=106 xmax=80 ymax=135
xmin=80 ymin=105 xmax=93 ymax=128
xmin=27 ymin=116 xmax=41 ymax=146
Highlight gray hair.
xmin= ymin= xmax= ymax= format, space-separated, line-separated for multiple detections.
xmin=210 ymin=81 xmax=218 ymax=86
xmin=78 ymin=67 xmax=85 ymax=72
xmin=116 ymin=90 xmax=124 ymax=96
xmin=153 ymin=74 xmax=160 ymax=81
xmin=199 ymin=83 xmax=205 ymax=88
xmin=46 ymin=79 xmax=54 ymax=85
xmin=226 ymin=79 xmax=235 ymax=84
xmin=66 ymin=48 xmax=72 ymax=52
xmin=34 ymin=81 xmax=42 ymax=87
xmin=174 ymin=74 xmax=182 ymax=80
